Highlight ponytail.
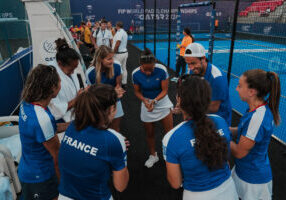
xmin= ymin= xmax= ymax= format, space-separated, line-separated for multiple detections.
xmin=243 ymin=69 xmax=281 ymax=125
xmin=183 ymin=27 xmax=195 ymax=42
xmin=267 ymin=72 xmax=280 ymax=125
xmin=178 ymin=75 xmax=228 ymax=170
xmin=193 ymin=116 xmax=228 ymax=170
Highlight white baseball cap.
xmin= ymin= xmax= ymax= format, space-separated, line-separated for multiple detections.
xmin=184 ymin=43 xmax=206 ymax=58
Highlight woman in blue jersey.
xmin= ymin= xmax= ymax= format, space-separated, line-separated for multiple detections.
xmin=85 ymin=45 xmax=125 ymax=132
xmin=132 ymin=48 xmax=173 ymax=168
xmin=231 ymin=69 xmax=280 ymax=200
xmin=19 ymin=64 xmax=63 ymax=200
xmin=163 ymin=75 xmax=238 ymax=200
xmin=58 ymin=84 xmax=129 ymax=200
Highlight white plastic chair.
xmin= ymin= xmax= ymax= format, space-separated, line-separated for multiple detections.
xmin=0 ymin=116 xmax=21 ymax=199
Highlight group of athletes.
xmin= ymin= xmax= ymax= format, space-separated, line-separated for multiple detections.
xmin=18 ymin=26 xmax=280 ymax=200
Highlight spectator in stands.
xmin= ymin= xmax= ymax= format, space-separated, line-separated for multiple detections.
xmin=92 ymin=19 xmax=113 ymax=49
xmin=163 ymin=75 xmax=238 ymax=200
xmin=86 ymin=19 xmax=92 ymax=29
xmin=107 ymin=21 xmax=116 ymax=36
xmin=19 ymin=64 xmax=63 ymax=200
xmin=132 ymin=49 xmax=173 ymax=168
xmin=215 ymin=19 xmax=219 ymax=31
xmin=230 ymin=69 xmax=280 ymax=200
xmin=184 ymin=43 xmax=232 ymax=125
xmin=129 ymin=19 xmax=135 ymax=34
xmin=91 ymin=21 xmax=99 ymax=35
xmin=113 ymin=21 xmax=128 ymax=89
xmin=262 ymin=7 xmax=271 ymax=17
xmin=58 ymin=84 xmax=129 ymax=200
xmin=49 ymin=38 xmax=83 ymax=122
xmin=81 ymin=22 xmax=93 ymax=50
xmin=85 ymin=45 xmax=125 ymax=132
xmin=95 ymin=21 xmax=100 ymax=31
xmin=171 ymin=27 xmax=194 ymax=81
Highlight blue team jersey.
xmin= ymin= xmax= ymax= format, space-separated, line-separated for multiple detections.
xmin=132 ymin=63 xmax=169 ymax=99
xmin=18 ymin=102 xmax=56 ymax=183
xmin=190 ymin=63 xmax=232 ymax=125
xmin=58 ymin=123 xmax=127 ymax=200
xmin=163 ymin=114 xmax=231 ymax=192
xmin=85 ymin=63 xmax=121 ymax=87
xmin=235 ymin=104 xmax=273 ymax=184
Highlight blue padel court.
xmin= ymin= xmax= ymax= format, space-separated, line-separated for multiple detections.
xmin=131 ymin=33 xmax=286 ymax=142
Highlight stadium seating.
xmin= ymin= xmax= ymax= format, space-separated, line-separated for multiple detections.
xmin=239 ymin=0 xmax=284 ymax=17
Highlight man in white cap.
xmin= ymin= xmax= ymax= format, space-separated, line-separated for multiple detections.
xmin=184 ymin=43 xmax=232 ymax=125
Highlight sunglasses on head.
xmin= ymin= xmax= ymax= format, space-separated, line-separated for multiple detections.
xmin=140 ymin=54 xmax=155 ymax=63
xmin=177 ymin=74 xmax=204 ymax=88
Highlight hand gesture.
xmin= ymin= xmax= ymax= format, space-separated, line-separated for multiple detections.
xmin=172 ymin=102 xmax=181 ymax=114
xmin=143 ymin=99 xmax=152 ymax=111
xmin=147 ymin=100 xmax=155 ymax=112
xmin=115 ymin=84 xmax=126 ymax=98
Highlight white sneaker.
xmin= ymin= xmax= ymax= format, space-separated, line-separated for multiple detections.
xmin=144 ymin=152 xmax=159 ymax=168
xmin=170 ymin=77 xmax=179 ymax=82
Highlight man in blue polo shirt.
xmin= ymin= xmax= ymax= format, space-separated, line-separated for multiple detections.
xmin=184 ymin=43 xmax=232 ymax=125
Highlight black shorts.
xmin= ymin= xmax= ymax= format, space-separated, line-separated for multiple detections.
xmin=20 ymin=175 xmax=58 ymax=200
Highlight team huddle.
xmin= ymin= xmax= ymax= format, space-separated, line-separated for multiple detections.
xmin=18 ymin=28 xmax=280 ymax=200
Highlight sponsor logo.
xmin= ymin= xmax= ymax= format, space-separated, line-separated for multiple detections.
xmin=43 ymin=40 xmax=56 ymax=54
xmin=242 ymin=25 xmax=250 ymax=32
xmin=263 ymin=26 xmax=272 ymax=34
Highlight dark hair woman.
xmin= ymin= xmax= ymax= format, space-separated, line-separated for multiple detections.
xmin=49 ymin=38 xmax=83 ymax=123
xmin=230 ymin=69 xmax=280 ymax=200
xmin=19 ymin=64 xmax=61 ymax=200
xmin=163 ymin=75 xmax=238 ymax=200
xmin=86 ymin=45 xmax=125 ymax=132
xmin=132 ymin=48 xmax=173 ymax=168
xmin=172 ymin=27 xmax=194 ymax=80
xmin=58 ymin=84 xmax=129 ymax=200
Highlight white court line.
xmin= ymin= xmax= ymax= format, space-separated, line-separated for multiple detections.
xmin=154 ymin=47 xmax=286 ymax=53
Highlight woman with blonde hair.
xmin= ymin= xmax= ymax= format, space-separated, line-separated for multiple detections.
xmin=86 ymin=45 xmax=125 ymax=131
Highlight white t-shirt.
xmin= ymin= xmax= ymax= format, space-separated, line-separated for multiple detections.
xmin=112 ymin=28 xmax=128 ymax=53
xmin=93 ymin=28 xmax=112 ymax=47
xmin=48 ymin=61 xmax=80 ymax=122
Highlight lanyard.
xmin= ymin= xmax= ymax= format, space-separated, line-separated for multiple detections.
xmin=101 ymin=30 xmax=105 ymax=38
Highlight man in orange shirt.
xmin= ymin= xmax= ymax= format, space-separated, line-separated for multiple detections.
xmin=172 ymin=28 xmax=194 ymax=80
xmin=81 ymin=22 xmax=93 ymax=49
xmin=215 ymin=19 xmax=219 ymax=31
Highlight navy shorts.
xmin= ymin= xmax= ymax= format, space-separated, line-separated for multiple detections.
xmin=20 ymin=175 xmax=59 ymax=200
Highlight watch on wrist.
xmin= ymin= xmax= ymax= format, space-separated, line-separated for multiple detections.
xmin=153 ymin=99 xmax=158 ymax=104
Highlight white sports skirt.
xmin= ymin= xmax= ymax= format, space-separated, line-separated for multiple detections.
xmin=183 ymin=176 xmax=239 ymax=200
xmin=58 ymin=194 xmax=113 ymax=200
xmin=232 ymin=167 xmax=272 ymax=200
xmin=115 ymin=100 xmax=124 ymax=118
xmin=140 ymin=95 xmax=173 ymax=122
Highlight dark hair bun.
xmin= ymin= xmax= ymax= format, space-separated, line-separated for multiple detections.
xmin=55 ymin=38 xmax=69 ymax=52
